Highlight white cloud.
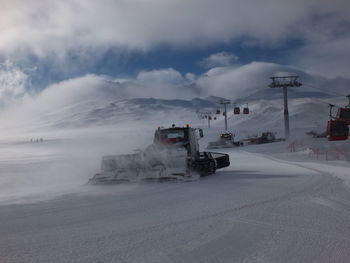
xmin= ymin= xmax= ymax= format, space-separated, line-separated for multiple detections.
xmin=0 ymin=0 xmax=349 ymax=57
xmin=137 ymin=68 xmax=185 ymax=86
xmin=0 ymin=0 xmax=349 ymax=81
xmin=32 ymin=74 xmax=122 ymax=110
xmin=294 ymin=36 xmax=350 ymax=78
xmin=196 ymin=62 xmax=350 ymax=100
xmin=200 ymin=52 xmax=239 ymax=68
xmin=185 ymin=73 xmax=196 ymax=82
xmin=136 ymin=68 xmax=198 ymax=98
xmin=7 ymin=62 xmax=350 ymax=114
xmin=2 ymin=61 xmax=350 ymax=130
xmin=0 ymin=60 xmax=28 ymax=107
xmin=13 ymin=62 xmax=350 ymax=112
xmin=197 ymin=62 xmax=281 ymax=99
xmin=15 ymin=68 xmax=197 ymax=114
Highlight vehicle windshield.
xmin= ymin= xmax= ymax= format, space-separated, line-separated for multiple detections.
xmin=331 ymin=121 xmax=349 ymax=136
xmin=221 ymin=133 xmax=233 ymax=139
xmin=339 ymin=108 xmax=350 ymax=120
xmin=159 ymin=129 xmax=185 ymax=143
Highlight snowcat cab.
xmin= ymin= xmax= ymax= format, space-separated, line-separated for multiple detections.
xmin=153 ymin=125 xmax=203 ymax=160
xmin=336 ymin=95 xmax=350 ymax=125
xmin=155 ymin=127 xmax=187 ymax=145
xmin=220 ymin=132 xmax=233 ymax=141
xmin=261 ymin=132 xmax=276 ymax=143
xmin=245 ymin=132 xmax=282 ymax=145
xmin=220 ymin=133 xmax=243 ymax=146
xmin=336 ymin=108 xmax=350 ymax=125
xmin=326 ymin=101 xmax=349 ymax=140
xmin=90 ymin=125 xmax=230 ymax=184
xmin=327 ymin=120 xmax=349 ymax=141
xmin=207 ymin=132 xmax=243 ymax=149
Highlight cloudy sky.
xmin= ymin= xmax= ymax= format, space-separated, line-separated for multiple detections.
xmin=0 ymin=0 xmax=349 ymax=109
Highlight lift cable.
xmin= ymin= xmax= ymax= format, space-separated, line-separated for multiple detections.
xmin=300 ymin=83 xmax=348 ymax=109
xmin=303 ymin=83 xmax=348 ymax=98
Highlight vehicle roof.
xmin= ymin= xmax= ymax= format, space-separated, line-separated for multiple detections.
xmin=158 ymin=126 xmax=190 ymax=131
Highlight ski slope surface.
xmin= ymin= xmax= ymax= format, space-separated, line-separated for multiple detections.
xmin=0 ymin=92 xmax=350 ymax=262
xmin=1 ymin=145 xmax=350 ymax=263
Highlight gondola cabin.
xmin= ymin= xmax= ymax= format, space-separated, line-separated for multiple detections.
xmin=234 ymin=107 xmax=240 ymax=114
xmin=243 ymin=103 xmax=249 ymax=114
xmin=220 ymin=133 xmax=234 ymax=141
xmin=216 ymin=109 xmax=220 ymax=114
xmin=327 ymin=120 xmax=349 ymax=141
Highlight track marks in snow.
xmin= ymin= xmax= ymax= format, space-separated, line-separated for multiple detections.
xmin=2 ymin=150 xmax=350 ymax=262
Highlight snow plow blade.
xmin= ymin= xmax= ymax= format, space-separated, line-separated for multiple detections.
xmin=210 ymin=152 xmax=230 ymax=169
xmin=89 ymin=148 xmax=199 ymax=184
xmin=89 ymin=172 xmax=199 ymax=184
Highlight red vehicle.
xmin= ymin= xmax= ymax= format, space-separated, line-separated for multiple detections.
xmin=327 ymin=97 xmax=350 ymax=141
xmin=327 ymin=120 xmax=349 ymax=141
xmin=336 ymin=108 xmax=350 ymax=125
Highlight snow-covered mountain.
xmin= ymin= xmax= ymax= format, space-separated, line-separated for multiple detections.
xmin=32 ymin=84 xmax=334 ymax=127
xmin=36 ymin=97 xmax=222 ymax=128
xmin=34 ymin=94 xmax=342 ymax=141
xmin=1 ymin=80 xmax=346 ymax=141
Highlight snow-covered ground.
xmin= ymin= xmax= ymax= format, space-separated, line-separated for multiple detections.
xmin=1 ymin=144 xmax=350 ymax=262
xmin=0 ymin=94 xmax=350 ymax=262
xmin=239 ymin=139 xmax=350 ymax=187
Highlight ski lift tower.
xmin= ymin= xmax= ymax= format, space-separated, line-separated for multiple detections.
xmin=220 ymin=99 xmax=231 ymax=131
xmin=269 ymin=76 xmax=302 ymax=140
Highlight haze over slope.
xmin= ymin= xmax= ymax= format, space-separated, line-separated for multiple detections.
xmin=0 ymin=81 xmax=341 ymax=141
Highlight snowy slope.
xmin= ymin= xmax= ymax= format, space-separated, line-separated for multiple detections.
xmin=0 ymin=82 xmax=348 ymax=204
xmin=1 ymin=148 xmax=350 ymax=263
xmin=21 ymin=95 xmax=339 ymax=136
xmin=0 ymin=84 xmax=349 ymax=263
